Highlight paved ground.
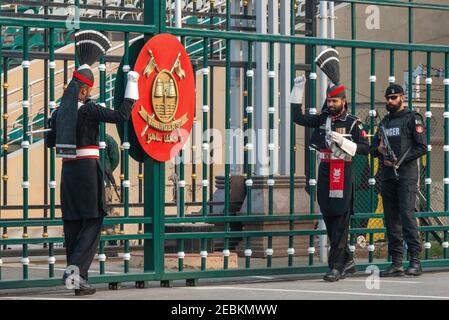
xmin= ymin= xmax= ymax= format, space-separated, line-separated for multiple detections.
xmin=1 ymin=264 xmax=449 ymax=300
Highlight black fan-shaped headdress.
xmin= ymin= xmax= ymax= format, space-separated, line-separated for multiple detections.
xmin=74 ymin=30 xmax=112 ymax=66
xmin=315 ymin=48 xmax=340 ymax=85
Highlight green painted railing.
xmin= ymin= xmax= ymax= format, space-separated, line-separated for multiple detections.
xmin=0 ymin=0 xmax=448 ymax=291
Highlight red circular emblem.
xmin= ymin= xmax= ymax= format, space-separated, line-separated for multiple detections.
xmin=132 ymin=34 xmax=195 ymax=162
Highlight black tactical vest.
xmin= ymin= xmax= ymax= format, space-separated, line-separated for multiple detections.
xmin=379 ymin=109 xmax=420 ymax=181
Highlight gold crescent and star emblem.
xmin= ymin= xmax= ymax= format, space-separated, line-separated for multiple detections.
xmin=139 ymin=51 xmax=188 ymax=143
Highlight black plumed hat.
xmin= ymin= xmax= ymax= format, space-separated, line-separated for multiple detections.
xmin=74 ymin=30 xmax=112 ymax=67
xmin=315 ymin=48 xmax=340 ymax=85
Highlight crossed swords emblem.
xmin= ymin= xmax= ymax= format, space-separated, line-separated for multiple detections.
xmin=139 ymin=50 xmax=186 ymax=140
xmin=143 ymin=49 xmax=185 ymax=79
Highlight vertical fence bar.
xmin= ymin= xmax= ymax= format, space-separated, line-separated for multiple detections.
xmin=368 ymin=48 xmax=376 ymax=263
xmin=408 ymin=0 xmax=413 ymax=112
xmin=444 ymin=53 xmax=449 ymax=259
xmin=191 ymin=64 xmax=197 ymax=203
xmin=2 ymin=57 xmax=7 ymax=250
xmin=137 ymin=162 xmax=143 ymax=246
xmin=138 ymin=163 xmax=143 ymax=246
xmin=75 ymin=0 xmax=80 ymax=70
xmin=122 ymin=32 xmax=130 ymax=274
xmin=407 ymin=9 xmax=414 ymax=258
xmin=144 ymin=0 xmax=166 ymax=281
xmin=200 ymin=37 xmax=209 ymax=271
xmin=245 ymin=40 xmax=253 ymax=269
xmin=177 ymin=149 xmax=185 ymax=272
xmin=119 ymin=143 xmax=125 ymax=238
xmin=267 ymin=41 xmax=274 ymax=268
xmin=208 ymin=63 xmax=214 ymax=215
xmin=177 ymin=36 xmax=186 ymax=273
xmin=308 ymin=46 xmax=317 ymax=266
xmin=349 ymin=1 xmax=356 ymax=257
xmin=223 ymin=0 xmax=231 ymax=270
xmin=243 ymin=1 xmax=249 ymax=179
xmin=21 ymin=26 xmax=30 ymax=279
xmin=43 ymin=21 xmax=49 ymax=249
xmin=99 ymin=55 xmax=107 ymax=275
xmin=0 ymin=24 xmax=2 ymax=279
xmin=389 ymin=50 xmax=395 ymax=84
xmin=288 ymin=0 xmax=296 ymax=268
xmin=387 ymin=49 xmax=395 ymax=263
xmin=245 ymin=41 xmax=254 ymax=268
xmin=191 ymin=64 xmax=197 ymax=204
xmin=64 ymin=60 xmax=68 ymax=87
xmin=48 ymin=28 xmax=56 ymax=277
xmin=350 ymin=2 xmax=356 ymax=115
xmin=425 ymin=52 xmax=432 ymax=260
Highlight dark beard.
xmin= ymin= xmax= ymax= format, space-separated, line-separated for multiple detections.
xmin=329 ymin=107 xmax=343 ymax=116
xmin=386 ymin=103 xmax=401 ymax=113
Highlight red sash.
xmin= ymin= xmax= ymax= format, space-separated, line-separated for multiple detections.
xmin=329 ymin=160 xmax=345 ymax=198
xmin=320 ymin=149 xmax=345 ymax=198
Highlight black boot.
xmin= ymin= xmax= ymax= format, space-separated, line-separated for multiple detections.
xmin=380 ymin=254 xmax=404 ymax=277
xmin=323 ymin=269 xmax=342 ymax=282
xmin=405 ymin=253 xmax=423 ymax=276
xmin=74 ymin=277 xmax=96 ymax=296
xmin=341 ymin=259 xmax=356 ymax=277
xmin=380 ymin=264 xmax=404 ymax=277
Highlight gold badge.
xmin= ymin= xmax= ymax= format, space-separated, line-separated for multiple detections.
xmin=139 ymin=50 xmax=188 ymax=141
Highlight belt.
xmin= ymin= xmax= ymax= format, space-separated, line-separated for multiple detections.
xmin=318 ymin=149 xmax=352 ymax=163
xmin=62 ymin=146 xmax=100 ymax=161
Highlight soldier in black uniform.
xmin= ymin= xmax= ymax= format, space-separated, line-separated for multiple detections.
xmin=290 ymin=76 xmax=369 ymax=282
xmin=45 ymin=30 xmax=140 ymax=295
xmin=370 ymin=84 xmax=426 ymax=277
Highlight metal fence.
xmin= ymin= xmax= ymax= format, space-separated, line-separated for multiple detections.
xmin=0 ymin=0 xmax=449 ymax=290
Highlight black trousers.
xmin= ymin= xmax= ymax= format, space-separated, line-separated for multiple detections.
xmin=63 ymin=217 xmax=103 ymax=280
xmin=381 ymin=179 xmax=421 ymax=260
xmin=322 ymin=209 xmax=352 ymax=272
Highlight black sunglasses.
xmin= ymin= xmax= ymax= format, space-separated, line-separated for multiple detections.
xmin=385 ymin=95 xmax=400 ymax=101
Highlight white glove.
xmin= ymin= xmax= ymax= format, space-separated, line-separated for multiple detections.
xmin=329 ymin=131 xmax=344 ymax=146
xmin=289 ymin=75 xmax=306 ymax=104
xmin=330 ymin=131 xmax=357 ymax=157
xmin=125 ymin=71 xmax=140 ymax=101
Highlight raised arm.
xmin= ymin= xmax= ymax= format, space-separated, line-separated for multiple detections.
xmin=82 ymin=99 xmax=135 ymax=123
xmin=289 ymin=75 xmax=321 ymax=128
xmin=291 ymin=103 xmax=322 ymax=128
xmin=82 ymin=70 xmax=139 ymax=124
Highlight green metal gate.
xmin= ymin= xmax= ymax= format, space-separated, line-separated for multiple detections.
xmin=1 ymin=0 xmax=449 ymax=290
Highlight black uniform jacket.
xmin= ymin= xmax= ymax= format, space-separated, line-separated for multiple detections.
xmin=48 ymin=98 xmax=135 ymax=221
xmin=292 ymin=103 xmax=369 ymax=216
xmin=369 ymin=109 xmax=427 ymax=181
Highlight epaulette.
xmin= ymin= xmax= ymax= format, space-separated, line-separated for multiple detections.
xmin=346 ymin=113 xmax=361 ymax=124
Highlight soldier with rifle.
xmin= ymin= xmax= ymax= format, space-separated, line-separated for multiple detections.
xmin=370 ymin=84 xmax=427 ymax=277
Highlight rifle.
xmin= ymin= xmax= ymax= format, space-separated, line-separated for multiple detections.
xmin=104 ymin=169 xmax=121 ymax=201
xmin=378 ymin=121 xmax=399 ymax=180
xmin=376 ymin=113 xmax=412 ymax=180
